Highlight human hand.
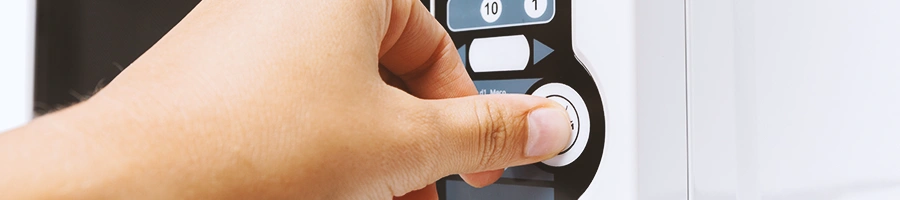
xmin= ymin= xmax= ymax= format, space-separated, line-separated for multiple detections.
xmin=0 ymin=0 xmax=571 ymax=199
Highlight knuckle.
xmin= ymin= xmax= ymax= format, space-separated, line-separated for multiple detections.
xmin=402 ymin=106 xmax=442 ymax=166
xmin=473 ymin=100 xmax=514 ymax=168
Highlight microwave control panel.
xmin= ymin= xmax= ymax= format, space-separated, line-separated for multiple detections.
xmin=426 ymin=0 xmax=607 ymax=199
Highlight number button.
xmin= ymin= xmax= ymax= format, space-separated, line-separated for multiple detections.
xmin=480 ymin=0 xmax=502 ymax=23
xmin=524 ymin=0 xmax=547 ymax=18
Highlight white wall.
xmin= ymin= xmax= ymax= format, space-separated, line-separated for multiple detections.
xmin=689 ymin=0 xmax=900 ymax=199
xmin=0 ymin=0 xmax=35 ymax=132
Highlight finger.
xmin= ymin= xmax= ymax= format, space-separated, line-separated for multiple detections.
xmin=377 ymin=0 xmax=490 ymax=187
xmin=379 ymin=0 xmax=475 ymax=99
xmin=459 ymin=169 xmax=504 ymax=188
xmin=394 ymin=184 xmax=437 ymax=200
xmin=379 ymin=64 xmax=409 ymax=91
xmin=422 ymin=95 xmax=572 ymax=175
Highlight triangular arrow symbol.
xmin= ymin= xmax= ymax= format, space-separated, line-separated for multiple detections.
xmin=458 ymin=44 xmax=467 ymax=66
xmin=533 ymin=39 xmax=553 ymax=65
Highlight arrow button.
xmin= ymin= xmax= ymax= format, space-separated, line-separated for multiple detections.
xmin=458 ymin=44 xmax=467 ymax=67
xmin=533 ymin=39 xmax=554 ymax=65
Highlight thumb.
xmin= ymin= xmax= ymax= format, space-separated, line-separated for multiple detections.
xmin=424 ymin=94 xmax=572 ymax=175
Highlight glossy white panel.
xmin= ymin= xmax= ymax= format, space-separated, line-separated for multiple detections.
xmin=635 ymin=0 xmax=688 ymax=198
xmin=574 ymin=0 xmax=638 ymax=199
xmin=576 ymin=0 xmax=688 ymax=199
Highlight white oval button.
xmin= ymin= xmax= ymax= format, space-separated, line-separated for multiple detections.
xmin=469 ymin=35 xmax=530 ymax=73
xmin=531 ymin=83 xmax=590 ymax=167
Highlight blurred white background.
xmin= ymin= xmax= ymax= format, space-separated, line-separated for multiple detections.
xmin=689 ymin=0 xmax=900 ymax=199
xmin=0 ymin=0 xmax=34 ymax=132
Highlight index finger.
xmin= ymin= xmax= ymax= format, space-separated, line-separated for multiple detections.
xmin=378 ymin=0 xmax=476 ymax=99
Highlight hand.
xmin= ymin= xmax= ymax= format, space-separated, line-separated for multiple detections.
xmin=0 ymin=0 xmax=572 ymax=199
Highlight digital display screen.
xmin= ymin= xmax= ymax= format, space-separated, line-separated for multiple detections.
xmin=443 ymin=164 xmax=556 ymax=200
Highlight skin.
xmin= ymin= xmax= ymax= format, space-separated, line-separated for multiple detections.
xmin=0 ymin=0 xmax=571 ymax=199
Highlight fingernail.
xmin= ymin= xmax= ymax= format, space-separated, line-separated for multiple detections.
xmin=526 ymin=108 xmax=571 ymax=157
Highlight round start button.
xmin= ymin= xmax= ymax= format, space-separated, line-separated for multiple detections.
xmin=546 ymin=94 xmax=579 ymax=154
xmin=531 ymin=83 xmax=590 ymax=167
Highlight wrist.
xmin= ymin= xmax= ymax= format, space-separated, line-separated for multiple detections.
xmin=53 ymin=93 xmax=300 ymax=199
xmin=52 ymin=96 xmax=198 ymax=199
xmin=0 ymin=101 xmax=140 ymax=199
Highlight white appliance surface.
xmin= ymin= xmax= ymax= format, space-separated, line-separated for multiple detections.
xmin=689 ymin=0 xmax=900 ymax=199
xmin=0 ymin=0 xmax=34 ymax=132
xmin=576 ymin=0 xmax=687 ymax=199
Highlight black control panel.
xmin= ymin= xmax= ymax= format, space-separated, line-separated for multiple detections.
xmin=427 ymin=0 xmax=606 ymax=199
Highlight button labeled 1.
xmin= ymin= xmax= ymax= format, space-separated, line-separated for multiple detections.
xmin=524 ymin=0 xmax=548 ymax=18
xmin=531 ymin=83 xmax=590 ymax=167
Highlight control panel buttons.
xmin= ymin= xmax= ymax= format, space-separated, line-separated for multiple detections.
xmin=524 ymin=0 xmax=548 ymax=18
xmin=480 ymin=0 xmax=503 ymax=23
xmin=463 ymin=36 xmax=553 ymax=72
xmin=532 ymin=39 xmax=553 ymax=65
xmin=531 ymin=83 xmax=590 ymax=167
xmin=447 ymin=0 xmax=556 ymax=32
xmin=469 ymin=35 xmax=530 ymax=73
xmin=436 ymin=0 xmax=606 ymax=197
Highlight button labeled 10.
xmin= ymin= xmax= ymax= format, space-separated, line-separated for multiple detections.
xmin=525 ymin=0 xmax=548 ymax=18
xmin=480 ymin=0 xmax=502 ymax=23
